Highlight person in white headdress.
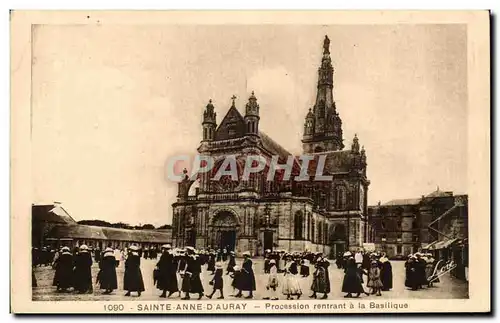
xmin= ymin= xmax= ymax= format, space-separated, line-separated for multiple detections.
xmin=263 ymin=259 xmax=279 ymax=300
xmin=97 ymin=247 xmax=118 ymax=294
xmin=52 ymin=246 xmax=73 ymax=292
xmin=124 ymin=245 xmax=145 ymax=296
xmin=237 ymin=251 xmax=256 ymax=298
xmin=73 ymin=245 xmax=93 ymax=294
xmin=206 ymin=262 xmax=224 ymax=299
xmin=180 ymin=246 xmax=204 ymax=300
xmin=378 ymin=253 xmax=393 ymax=291
xmin=281 ymin=254 xmax=302 ymax=300
xmin=156 ymin=244 xmax=178 ymax=298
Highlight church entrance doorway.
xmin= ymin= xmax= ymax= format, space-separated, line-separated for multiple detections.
xmin=218 ymin=230 xmax=236 ymax=252
xmin=211 ymin=210 xmax=238 ymax=252
xmin=263 ymin=231 xmax=273 ymax=252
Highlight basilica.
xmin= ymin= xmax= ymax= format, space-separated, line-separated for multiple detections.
xmin=172 ymin=36 xmax=370 ymax=257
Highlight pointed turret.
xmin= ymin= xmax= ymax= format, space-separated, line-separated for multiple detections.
xmin=202 ymin=99 xmax=217 ymax=141
xmin=244 ymin=91 xmax=260 ymax=136
xmin=302 ymin=35 xmax=344 ymax=153
xmin=351 ymin=134 xmax=360 ymax=153
xmin=303 ymin=108 xmax=315 ymax=140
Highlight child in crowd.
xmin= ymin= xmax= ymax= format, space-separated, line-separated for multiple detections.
xmin=206 ymin=262 xmax=224 ymax=299
xmin=263 ymin=260 xmax=279 ymax=300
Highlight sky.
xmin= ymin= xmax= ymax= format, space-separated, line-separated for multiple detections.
xmin=31 ymin=24 xmax=468 ymax=226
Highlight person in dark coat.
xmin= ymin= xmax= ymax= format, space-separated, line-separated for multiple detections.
xmin=206 ymin=262 xmax=224 ymax=299
xmin=405 ymin=256 xmax=419 ymax=290
xmin=237 ymin=251 xmax=256 ymax=299
xmin=124 ymin=245 xmax=145 ymax=296
xmin=379 ymin=255 xmax=393 ymax=291
xmin=310 ymin=257 xmax=328 ymax=299
xmin=94 ymin=247 xmax=101 ymax=263
xmin=97 ymin=248 xmax=118 ymax=294
xmin=300 ymin=258 xmax=310 ymax=277
xmin=156 ymin=244 xmax=178 ymax=298
xmin=322 ymin=258 xmax=331 ymax=298
xmin=53 ymin=247 xmax=74 ymax=292
xmin=73 ymin=245 xmax=93 ymax=294
xmin=207 ymin=251 xmax=216 ymax=274
xmin=181 ymin=247 xmax=204 ymax=300
xmin=342 ymin=257 xmax=369 ymax=298
xmin=226 ymin=251 xmax=236 ymax=274
xmin=414 ymin=253 xmax=428 ymax=289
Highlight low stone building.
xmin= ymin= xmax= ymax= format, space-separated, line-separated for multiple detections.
xmin=32 ymin=203 xmax=78 ymax=248
xmin=33 ymin=202 xmax=173 ymax=251
xmin=367 ymin=199 xmax=421 ymax=258
xmin=47 ymin=224 xmax=172 ymax=250
xmin=367 ymin=189 xmax=468 ymax=268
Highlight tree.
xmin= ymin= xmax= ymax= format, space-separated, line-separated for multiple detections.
xmin=142 ymin=224 xmax=155 ymax=230
xmin=78 ymin=220 xmax=112 ymax=227
xmin=157 ymin=224 xmax=173 ymax=230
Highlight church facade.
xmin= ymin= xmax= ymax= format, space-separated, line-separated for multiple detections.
xmin=172 ymin=36 xmax=370 ymax=257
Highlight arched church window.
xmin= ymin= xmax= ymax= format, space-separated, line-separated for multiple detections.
xmin=203 ymin=128 xmax=207 ymax=139
xmin=335 ymin=186 xmax=347 ymax=209
xmin=318 ymin=100 xmax=325 ymax=116
xmin=319 ymin=191 xmax=326 ymax=208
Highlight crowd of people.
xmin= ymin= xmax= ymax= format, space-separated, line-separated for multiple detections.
xmin=404 ymin=252 xmax=440 ymax=290
xmin=33 ymin=244 xmax=444 ymax=299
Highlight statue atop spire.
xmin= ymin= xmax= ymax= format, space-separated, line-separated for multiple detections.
xmin=231 ymin=95 xmax=237 ymax=108
xmin=351 ymin=134 xmax=360 ymax=153
xmin=323 ymin=35 xmax=330 ymax=54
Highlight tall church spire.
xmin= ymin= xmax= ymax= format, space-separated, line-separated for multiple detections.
xmin=302 ymin=35 xmax=344 ymax=153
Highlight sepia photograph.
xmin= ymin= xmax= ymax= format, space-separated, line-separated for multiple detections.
xmin=10 ymin=10 xmax=490 ymax=314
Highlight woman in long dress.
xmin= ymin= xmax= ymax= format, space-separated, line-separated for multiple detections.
xmin=156 ymin=244 xmax=178 ymax=298
xmin=281 ymin=257 xmax=302 ymax=300
xmin=310 ymin=257 xmax=328 ymax=299
xmin=124 ymin=245 xmax=145 ymax=296
xmin=238 ymin=251 xmax=256 ymax=299
xmin=52 ymin=246 xmax=73 ymax=292
xmin=404 ymin=256 xmax=419 ymax=290
xmin=97 ymin=248 xmax=118 ymax=294
xmin=73 ymin=245 xmax=93 ymax=294
xmin=341 ymin=257 xmax=369 ymax=298
xmin=379 ymin=255 xmax=393 ymax=291
xmin=181 ymin=247 xmax=204 ymax=300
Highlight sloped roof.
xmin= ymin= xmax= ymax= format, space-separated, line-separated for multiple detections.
xmin=259 ymin=131 xmax=292 ymax=160
xmin=425 ymin=189 xmax=453 ymax=198
xmin=214 ymin=106 xmax=246 ymax=141
xmin=48 ymin=224 xmax=172 ymax=243
xmin=302 ymin=150 xmax=361 ymax=175
xmin=32 ymin=204 xmax=77 ymax=225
